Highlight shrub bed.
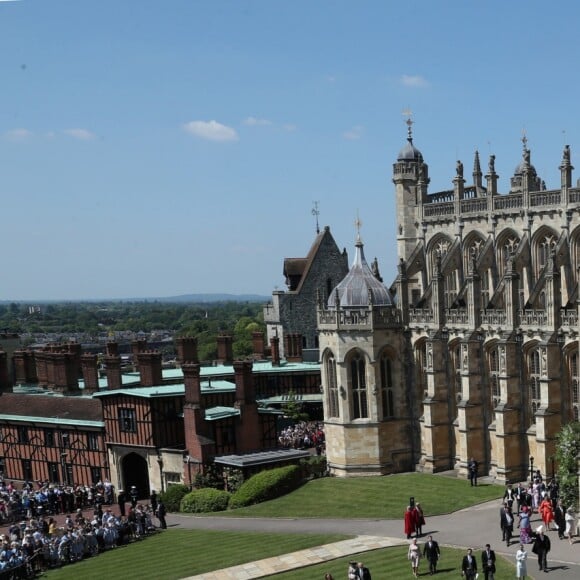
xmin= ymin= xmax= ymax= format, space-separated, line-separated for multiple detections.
xmin=159 ymin=484 xmax=190 ymax=512
xmin=180 ymin=488 xmax=231 ymax=513
xmin=229 ymin=465 xmax=302 ymax=509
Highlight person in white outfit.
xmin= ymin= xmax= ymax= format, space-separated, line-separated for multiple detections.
xmin=565 ymin=507 xmax=576 ymax=545
xmin=515 ymin=543 xmax=528 ymax=579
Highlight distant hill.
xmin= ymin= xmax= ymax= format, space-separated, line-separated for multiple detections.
xmin=150 ymin=293 xmax=269 ymax=303
xmin=0 ymin=293 xmax=270 ymax=304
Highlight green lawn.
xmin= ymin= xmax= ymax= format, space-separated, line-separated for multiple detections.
xmin=42 ymin=530 xmax=350 ymax=580
xmin=218 ymin=473 xmax=503 ymax=519
xmin=266 ymin=545 xmax=516 ymax=579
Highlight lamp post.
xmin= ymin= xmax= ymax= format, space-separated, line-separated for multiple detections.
xmin=529 ymin=455 xmax=534 ymax=483
xmin=61 ymin=452 xmax=69 ymax=486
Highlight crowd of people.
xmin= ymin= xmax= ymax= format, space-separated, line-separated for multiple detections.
xmin=398 ymin=468 xmax=577 ymax=578
xmin=0 ymin=480 xmax=166 ymax=578
xmin=278 ymin=421 xmax=325 ymax=454
xmin=0 ymin=479 xmax=116 ymax=524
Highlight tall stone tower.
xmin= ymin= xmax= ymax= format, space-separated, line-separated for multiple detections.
xmin=318 ymin=231 xmax=411 ymax=476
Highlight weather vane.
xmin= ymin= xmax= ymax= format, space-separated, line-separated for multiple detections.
xmin=312 ymin=201 xmax=320 ymax=234
xmin=354 ymin=211 xmax=362 ymax=242
xmin=402 ymin=108 xmax=414 ymax=140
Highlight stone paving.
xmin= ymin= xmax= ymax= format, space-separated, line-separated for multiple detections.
xmin=185 ymin=535 xmax=404 ymax=579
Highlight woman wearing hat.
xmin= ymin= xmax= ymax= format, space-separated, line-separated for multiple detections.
xmin=519 ymin=505 xmax=532 ymax=544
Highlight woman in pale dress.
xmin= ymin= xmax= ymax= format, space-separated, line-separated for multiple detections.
xmin=407 ymin=538 xmax=421 ymax=578
xmin=565 ymin=507 xmax=576 ymax=545
xmin=516 ymin=543 xmax=528 ymax=579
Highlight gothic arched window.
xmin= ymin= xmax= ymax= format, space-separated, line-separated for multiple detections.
xmin=570 ymin=352 xmax=580 ymax=422
xmin=325 ymin=354 xmax=339 ymax=419
xmin=380 ymin=353 xmax=394 ymax=419
xmin=349 ymin=351 xmax=368 ymax=419
xmin=489 ymin=348 xmax=500 ymax=419
xmin=528 ymin=350 xmax=541 ymax=425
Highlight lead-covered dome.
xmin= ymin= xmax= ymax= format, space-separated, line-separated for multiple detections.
xmin=327 ymin=237 xmax=393 ymax=308
xmin=398 ymin=137 xmax=423 ymax=162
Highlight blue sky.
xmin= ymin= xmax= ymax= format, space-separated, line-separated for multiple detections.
xmin=1 ymin=0 xmax=579 ymax=300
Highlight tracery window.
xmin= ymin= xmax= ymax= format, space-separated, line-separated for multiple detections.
xmin=379 ymin=353 xmax=394 ymax=419
xmin=570 ymin=352 xmax=580 ymax=421
xmin=348 ymin=351 xmax=368 ymax=419
xmin=498 ymin=235 xmax=520 ymax=279
xmin=528 ymin=350 xmax=541 ymax=425
xmin=450 ymin=344 xmax=462 ymax=406
xmin=325 ymin=354 xmax=339 ymax=418
xmin=536 ymin=233 xmax=556 ymax=275
xmin=489 ymin=348 xmax=500 ymax=420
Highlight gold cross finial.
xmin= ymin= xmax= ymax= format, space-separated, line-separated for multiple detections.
xmin=402 ymin=109 xmax=413 ymax=140
xmin=354 ymin=211 xmax=362 ymax=243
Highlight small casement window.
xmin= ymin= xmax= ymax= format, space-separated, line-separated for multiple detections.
xmin=44 ymin=429 xmax=55 ymax=447
xmin=118 ymin=408 xmax=137 ymax=433
xmin=87 ymin=432 xmax=100 ymax=451
xmin=17 ymin=426 xmax=29 ymax=444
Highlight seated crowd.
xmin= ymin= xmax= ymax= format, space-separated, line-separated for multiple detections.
xmin=278 ymin=421 xmax=325 ymax=453
xmin=0 ymin=480 xmax=158 ymax=577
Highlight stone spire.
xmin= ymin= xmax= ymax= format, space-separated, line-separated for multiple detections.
xmin=472 ymin=150 xmax=483 ymax=191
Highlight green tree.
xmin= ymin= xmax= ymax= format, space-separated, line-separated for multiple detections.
xmin=554 ymin=421 xmax=580 ymax=509
xmin=281 ymin=390 xmax=309 ymax=422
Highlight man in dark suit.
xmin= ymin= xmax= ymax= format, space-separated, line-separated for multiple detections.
xmin=481 ymin=543 xmax=496 ymax=580
xmin=423 ymin=535 xmax=441 ymax=575
xmin=532 ymin=526 xmax=551 ymax=572
xmin=503 ymin=484 xmax=516 ymax=508
xmin=353 ymin=561 xmax=371 ymax=580
xmin=468 ymin=458 xmax=478 ymax=486
xmin=461 ymin=548 xmax=477 ymax=580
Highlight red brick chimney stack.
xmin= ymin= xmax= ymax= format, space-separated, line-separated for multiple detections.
xmin=50 ymin=352 xmax=79 ymax=393
xmin=131 ymin=339 xmax=148 ymax=370
xmin=252 ymin=332 xmax=265 ymax=360
xmin=270 ymin=336 xmax=280 ymax=367
xmin=175 ymin=337 xmax=198 ymax=365
xmin=216 ymin=333 xmax=233 ymax=365
xmin=233 ymin=360 xmax=260 ymax=452
xmin=81 ymin=353 xmax=100 ymax=394
xmin=138 ymin=351 xmax=163 ymax=387
xmin=182 ymin=362 xmax=212 ymax=482
xmin=0 ymin=349 xmax=10 ymax=391
xmin=106 ymin=342 xmax=119 ymax=357
xmin=104 ymin=354 xmax=123 ymax=390
xmin=35 ymin=349 xmax=49 ymax=388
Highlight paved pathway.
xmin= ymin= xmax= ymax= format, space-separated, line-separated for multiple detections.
xmin=172 ymin=495 xmax=580 ymax=579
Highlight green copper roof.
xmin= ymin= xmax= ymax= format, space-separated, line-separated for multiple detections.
xmin=0 ymin=414 xmax=104 ymax=428
xmin=204 ymin=406 xmax=240 ymax=421
xmin=93 ymin=379 xmax=235 ymax=399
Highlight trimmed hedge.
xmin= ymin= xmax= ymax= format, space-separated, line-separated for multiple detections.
xmin=229 ymin=465 xmax=302 ymax=509
xmin=159 ymin=484 xmax=190 ymax=512
xmin=180 ymin=488 xmax=231 ymax=513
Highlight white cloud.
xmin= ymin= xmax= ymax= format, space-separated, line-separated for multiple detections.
xmin=400 ymin=74 xmax=429 ymax=88
xmin=282 ymin=123 xmax=297 ymax=132
xmin=325 ymin=74 xmax=336 ymax=83
xmin=243 ymin=116 xmax=272 ymax=127
xmin=343 ymin=125 xmax=364 ymax=140
xmin=183 ymin=120 xmax=238 ymax=142
xmin=63 ymin=128 xmax=95 ymax=140
xmin=4 ymin=128 xmax=33 ymax=141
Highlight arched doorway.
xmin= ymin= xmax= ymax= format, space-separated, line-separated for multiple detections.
xmin=121 ymin=452 xmax=150 ymax=499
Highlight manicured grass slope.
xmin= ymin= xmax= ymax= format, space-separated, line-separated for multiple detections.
xmin=43 ymin=530 xmax=350 ymax=580
xmin=221 ymin=473 xmax=503 ymax=519
xmin=266 ymin=545 xmax=516 ymax=579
